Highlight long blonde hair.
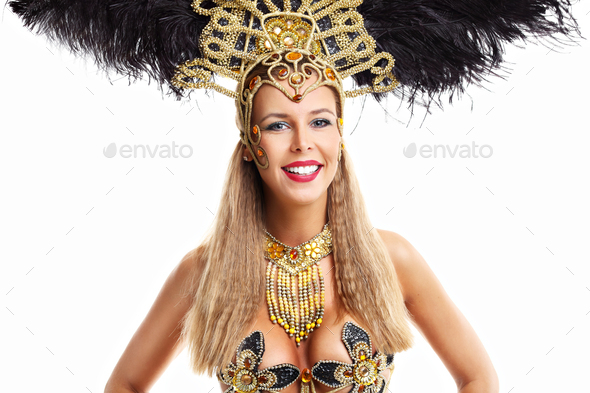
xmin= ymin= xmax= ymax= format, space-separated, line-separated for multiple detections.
xmin=180 ymin=138 xmax=414 ymax=377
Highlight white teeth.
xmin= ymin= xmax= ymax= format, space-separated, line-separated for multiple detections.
xmin=284 ymin=165 xmax=319 ymax=175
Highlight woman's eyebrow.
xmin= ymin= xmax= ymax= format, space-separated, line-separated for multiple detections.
xmin=309 ymin=108 xmax=336 ymax=117
xmin=260 ymin=108 xmax=336 ymax=123
xmin=260 ymin=112 xmax=289 ymax=123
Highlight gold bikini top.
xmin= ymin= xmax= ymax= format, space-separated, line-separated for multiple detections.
xmin=217 ymin=321 xmax=395 ymax=393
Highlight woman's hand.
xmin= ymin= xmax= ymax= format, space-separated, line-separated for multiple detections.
xmin=378 ymin=229 xmax=499 ymax=393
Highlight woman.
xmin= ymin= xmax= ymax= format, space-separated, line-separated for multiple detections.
xmin=5 ymin=0 xmax=581 ymax=392
xmin=100 ymin=48 xmax=499 ymax=391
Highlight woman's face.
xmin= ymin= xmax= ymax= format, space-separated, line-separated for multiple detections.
xmin=247 ymin=74 xmax=341 ymax=207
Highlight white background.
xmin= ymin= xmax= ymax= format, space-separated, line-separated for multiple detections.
xmin=1 ymin=3 xmax=589 ymax=393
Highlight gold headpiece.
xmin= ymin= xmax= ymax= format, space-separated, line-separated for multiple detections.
xmin=172 ymin=0 xmax=399 ymax=168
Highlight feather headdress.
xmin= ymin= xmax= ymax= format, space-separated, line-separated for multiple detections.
xmin=8 ymin=0 xmax=579 ymax=108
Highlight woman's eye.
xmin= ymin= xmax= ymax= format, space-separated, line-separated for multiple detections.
xmin=311 ymin=119 xmax=332 ymax=128
xmin=265 ymin=122 xmax=289 ymax=131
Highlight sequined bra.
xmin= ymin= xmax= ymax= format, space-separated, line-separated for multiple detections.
xmin=217 ymin=321 xmax=395 ymax=393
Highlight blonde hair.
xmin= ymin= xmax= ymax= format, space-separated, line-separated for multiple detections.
xmin=180 ymin=138 xmax=414 ymax=377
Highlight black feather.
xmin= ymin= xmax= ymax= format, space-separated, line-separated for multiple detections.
xmin=7 ymin=0 xmax=209 ymax=95
xmin=357 ymin=0 xmax=580 ymax=110
xmin=7 ymin=0 xmax=581 ymax=109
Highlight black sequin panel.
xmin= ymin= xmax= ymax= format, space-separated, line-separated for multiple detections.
xmin=311 ymin=321 xmax=396 ymax=393
xmin=217 ymin=330 xmax=300 ymax=392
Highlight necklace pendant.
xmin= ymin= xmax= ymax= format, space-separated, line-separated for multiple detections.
xmin=263 ymin=222 xmax=332 ymax=344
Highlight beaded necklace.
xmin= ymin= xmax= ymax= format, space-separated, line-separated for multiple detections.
xmin=263 ymin=222 xmax=332 ymax=347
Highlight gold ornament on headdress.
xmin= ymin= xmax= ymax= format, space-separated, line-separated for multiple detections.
xmin=264 ymin=222 xmax=332 ymax=346
xmin=171 ymin=0 xmax=398 ymax=168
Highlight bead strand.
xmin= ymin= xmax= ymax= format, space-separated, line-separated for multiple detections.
xmin=266 ymin=261 xmax=277 ymax=323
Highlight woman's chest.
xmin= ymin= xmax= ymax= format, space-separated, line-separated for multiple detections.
xmin=218 ymin=256 xmax=393 ymax=392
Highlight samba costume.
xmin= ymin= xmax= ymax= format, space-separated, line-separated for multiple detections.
xmin=218 ymin=321 xmax=395 ymax=393
xmin=8 ymin=0 xmax=579 ymax=391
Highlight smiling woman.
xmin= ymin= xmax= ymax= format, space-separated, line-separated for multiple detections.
xmin=2 ymin=0 xmax=586 ymax=393
xmin=248 ymin=74 xmax=342 ymax=205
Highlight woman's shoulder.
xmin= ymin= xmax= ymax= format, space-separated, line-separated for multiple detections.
xmin=375 ymin=228 xmax=431 ymax=302
xmin=173 ymin=245 xmax=207 ymax=294
xmin=375 ymin=228 xmax=419 ymax=267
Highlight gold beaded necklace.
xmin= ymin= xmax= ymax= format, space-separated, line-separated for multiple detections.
xmin=263 ymin=222 xmax=332 ymax=347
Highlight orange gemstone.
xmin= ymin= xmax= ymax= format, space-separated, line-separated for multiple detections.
xmin=359 ymin=385 xmax=365 ymax=392
xmin=339 ymin=118 xmax=343 ymax=127
xmin=326 ymin=68 xmax=336 ymax=81
xmin=272 ymin=53 xmax=279 ymax=59
xmin=290 ymin=249 xmax=298 ymax=259
xmin=279 ymin=68 xmax=288 ymax=77
xmin=259 ymin=375 xmax=267 ymax=383
xmin=241 ymin=374 xmax=252 ymax=384
xmin=228 ymin=370 xmax=235 ymax=377
xmin=257 ymin=148 xmax=263 ymax=157
xmin=249 ymin=76 xmax=260 ymax=90
xmin=245 ymin=358 xmax=252 ymax=368
xmin=305 ymin=68 xmax=312 ymax=75
xmin=286 ymin=52 xmax=302 ymax=61
xmin=253 ymin=125 xmax=258 ymax=134
xmin=293 ymin=94 xmax=303 ymax=102
xmin=376 ymin=359 xmax=381 ymax=366
xmin=302 ymin=368 xmax=312 ymax=383
xmin=343 ymin=370 xmax=353 ymax=377
xmin=310 ymin=54 xmax=316 ymax=60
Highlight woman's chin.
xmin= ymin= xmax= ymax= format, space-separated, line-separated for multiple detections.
xmin=280 ymin=187 xmax=327 ymax=206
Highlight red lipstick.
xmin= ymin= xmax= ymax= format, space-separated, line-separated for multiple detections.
xmin=283 ymin=160 xmax=322 ymax=168
xmin=281 ymin=160 xmax=323 ymax=183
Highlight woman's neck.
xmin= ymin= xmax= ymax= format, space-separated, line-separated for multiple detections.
xmin=263 ymin=190 xmax=329 ymax=247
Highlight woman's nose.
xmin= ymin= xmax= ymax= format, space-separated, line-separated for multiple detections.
xmin=292 ymin=124 xmax=312 ymax=152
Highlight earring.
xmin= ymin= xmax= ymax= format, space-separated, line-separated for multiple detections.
xmin=243 ymin=156 xmax=249 ymax=161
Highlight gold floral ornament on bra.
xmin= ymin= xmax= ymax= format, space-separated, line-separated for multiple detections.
xmin=264 ymin=222 xmax=332 ymax=346
xmin=171 ymin=0 xmax=399 ymax=169
xmin=311 ymin=321 xmax=396 ymax=393
xmin=217 ymin=330 xmax=300 ymax=392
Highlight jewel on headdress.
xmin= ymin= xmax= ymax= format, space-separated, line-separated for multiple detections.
xmin=249 ymin=76 xmax=261 ymax=90
xmin=282 ymin=34 xmax=296 ymax=47
xmin=326 ymin=68 xmax=336 ymax=81
xmin=293 ymin=94 xmax=303 ymax=102
xmin=290 ymin=74 xmax=304 ymax=85
xmin=257 ymin=148 xmax=263 ymax=157
xmin=286 ymin=52 xmax=302 ymax=61
xmin=278 ymin=68 xmax=288 ymax=78
xmin=253 ymin=125 xmax=259 ymax=135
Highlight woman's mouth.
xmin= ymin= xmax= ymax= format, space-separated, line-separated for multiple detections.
xmin=281 ymin=165 xmax=323 ymax=182
xmin=282 ymin=165 xmax=320 ymax=175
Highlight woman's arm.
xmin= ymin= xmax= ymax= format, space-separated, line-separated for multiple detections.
xmin=377 ymin=229 xmax=499 ymax=393
xmin=104 ymin=248 xmax=203 ymax=393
